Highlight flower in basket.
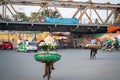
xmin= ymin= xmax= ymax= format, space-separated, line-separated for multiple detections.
xmin=49 ymin=42 xmax=57 ymax=51
xmin=39 ymin=41 xmax=57 ymax=52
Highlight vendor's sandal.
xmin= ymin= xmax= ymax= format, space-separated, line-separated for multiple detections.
xmin=43 ymin=73 xmax=47 ymax=78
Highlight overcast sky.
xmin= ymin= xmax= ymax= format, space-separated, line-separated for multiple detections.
xmin=0 ymin=0 xmax=120 ymax=21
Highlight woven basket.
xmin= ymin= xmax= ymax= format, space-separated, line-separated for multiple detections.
xmin=86 ymin=44 xmax=100 ymax=49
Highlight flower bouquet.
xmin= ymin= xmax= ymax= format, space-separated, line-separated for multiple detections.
xmin=39 ymin=42 xmax=57 ymax=52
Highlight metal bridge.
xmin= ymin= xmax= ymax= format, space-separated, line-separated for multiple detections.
xmin=0 ymin=0 xmax=120 ymax=33
xmin=0 ymin=0 xmax=120 ymax=24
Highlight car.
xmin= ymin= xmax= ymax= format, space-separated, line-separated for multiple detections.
xmin=0 ymin=41 xmax=13 ymax=50
xmin=26 ymin=41 xmax=38 ymax=52
xmin=16 ymin=41 xmax=38 ymax=52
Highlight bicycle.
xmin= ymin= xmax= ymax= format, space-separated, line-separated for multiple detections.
xmin=34 ymin=53 xmax=61 ymax=80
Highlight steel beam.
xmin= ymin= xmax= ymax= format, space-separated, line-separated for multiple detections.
xmin=4 ymin=1 xmax=120 ymax=9
xmin=0 ymin=22 xmax=108 ymax=34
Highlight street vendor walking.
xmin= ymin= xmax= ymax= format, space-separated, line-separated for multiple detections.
xmin=86 ymin=38 xmax=99 ymax=60
xmin=90 ymin=38 xmax=98 ymax=59
xmin=113 ymin=36 xmax=119 ymax=49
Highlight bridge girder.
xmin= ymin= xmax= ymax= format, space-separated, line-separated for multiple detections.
xmin=0 ymin=22 xmax=108 ymax=34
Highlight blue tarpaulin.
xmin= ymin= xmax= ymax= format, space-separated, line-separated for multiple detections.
xmin=45 ymin=17 xmax=78 ymax=24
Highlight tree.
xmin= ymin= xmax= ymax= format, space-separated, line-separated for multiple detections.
xmin=40 ymin=9 xmax=59 ymax=18
xmin=29 ymin=8 xmax=60 ymax=22
xmin=30 ymin=12 xmax=40 ymax=22
xmin=18 ymin=12 xmax=28 ymax=21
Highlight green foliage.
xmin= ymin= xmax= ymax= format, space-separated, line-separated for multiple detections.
xmin=18 ymin=12 xmax=28 ymax=21
xmin=0 ymin=8 xmax=60 ymax=22
xmin=29 ymin=8 xmax=60 ymax=22
xmin=30 ymin=12 xmax=40 ymax=19
xmin=40 ymin=9 xmax=59 ymax=18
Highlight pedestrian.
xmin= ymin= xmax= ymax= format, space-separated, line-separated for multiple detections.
xmin=113 ymin=36 xmax=119 ymax=49
xmin=86 ymin=38 xmax=99 ymax=60
xmin=90 ymin=38 xmax=98 ymax=60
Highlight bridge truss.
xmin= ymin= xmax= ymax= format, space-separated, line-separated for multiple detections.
xmin=0 ymin=0 xmax=120 ymax=24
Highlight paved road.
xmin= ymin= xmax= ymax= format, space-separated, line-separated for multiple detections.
xmin=0 ymin=49 xmax=120 ymax=80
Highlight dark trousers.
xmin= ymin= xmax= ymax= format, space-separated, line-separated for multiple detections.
xmin=90 ymin=48 xmax=97 ymax=60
